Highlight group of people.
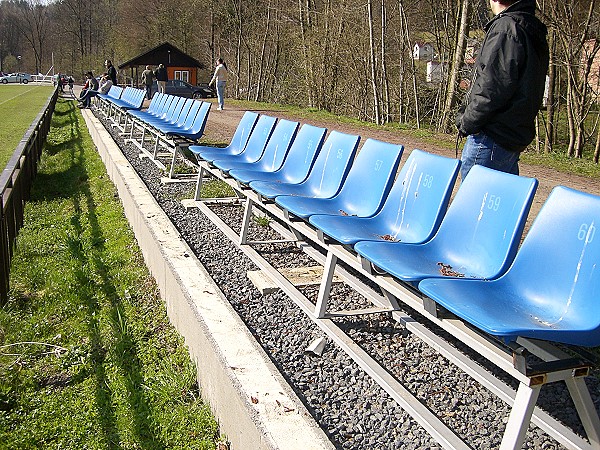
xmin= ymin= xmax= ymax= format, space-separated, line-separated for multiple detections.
xmin=74 ymin=57 xmax=229 ymax=111
xmin=77 ymin=60 xmax=117 ymax=108
xmin=140 ymin=58 xmax=227 ymax=111
xmin=140 ymin=64 xmax=168 ymax=100
xmin=71 ymin=0 xmax=548 ymax=179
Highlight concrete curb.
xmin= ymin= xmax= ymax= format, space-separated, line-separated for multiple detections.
xmin=81 ymin=110 xmax=334 ymax=450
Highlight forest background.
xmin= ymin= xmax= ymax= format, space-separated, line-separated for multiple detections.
xmin=0 ymin=0 xmax=599 ymax=163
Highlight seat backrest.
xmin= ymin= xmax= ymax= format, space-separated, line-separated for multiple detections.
xmin=273 ymin=124 xmax=327 ymax=183
xmin=236 ymin=115 xmax=278 ymax=162
xmin=188 ymin=101 xmax=212 ymax=134
xmin=431 ymin=165 xmax=538 ymax=279
xmin=300 ymin=131 xmax=360 ymax=198
xmin=179 ymin=100 xmax=203 ymax=130
xmin=121 ymin=87 xmax=133 ymax=102
xmin=108 ymin=86 xmax=123 ymax=99
xmin=173 ymin=99 xmax=195 ymax=127
xmin=254 ymin=119 xmax=300 ymax=171
xmin=332 ymin=139 xmax=404 ymax=217
xmin=499 ymin=186 xmax=600 ymax=343
xmin=164 ymin=96 xmax=186 ymax=123
xmin=146 ymin=93 xmax=164 ymax=114
xmin=132 ymin=88 xmax=145 ymax=108
xmin=228 ymin=111 xmax=260 ymax=151
xmin=376 ymin=149 xmax=460 ymax=243
xmin=155 ymin=95 xmax=175 ymax=117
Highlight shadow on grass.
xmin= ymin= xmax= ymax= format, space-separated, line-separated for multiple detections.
xmin=38 ymin=99 xmax=166 ymax=449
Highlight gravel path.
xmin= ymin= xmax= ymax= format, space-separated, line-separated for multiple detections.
xmin=93 ymin=107 xmax=599 ymax=450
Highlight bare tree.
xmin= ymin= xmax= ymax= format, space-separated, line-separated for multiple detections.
xmin=438 ymin=0 xmax=470 ymax=133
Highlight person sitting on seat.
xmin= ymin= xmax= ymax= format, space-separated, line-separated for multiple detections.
xmin=78 ymin=71 xmax=99 ymax=102
xmin=78 ymin=73 xmax=112 ymax=108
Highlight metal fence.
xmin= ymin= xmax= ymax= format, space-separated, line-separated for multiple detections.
xmin=0 ymin=87 xmax=59 ymax=303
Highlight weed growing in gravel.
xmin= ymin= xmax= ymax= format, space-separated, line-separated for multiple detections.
xmin=252 ymin=214 xmax=270 ymax=227
xmin=0 ymin=98 xmax=220 ymax=449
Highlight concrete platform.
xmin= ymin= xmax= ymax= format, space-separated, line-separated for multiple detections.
xmin=80 ymin=109 xmax=334 ymax=450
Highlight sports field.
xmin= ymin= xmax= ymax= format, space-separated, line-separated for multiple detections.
xmin=0 ymin=84 xmax=54 ymax=169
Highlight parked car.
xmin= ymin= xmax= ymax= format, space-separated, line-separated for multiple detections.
xmin=151 ymin=79 xmax=216 ymax=99
xmin=0 ymin=72 xmax=33 ymax=84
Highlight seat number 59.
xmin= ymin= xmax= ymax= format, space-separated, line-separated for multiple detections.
xmin=487 ymin=195 xmax=501 ymax=211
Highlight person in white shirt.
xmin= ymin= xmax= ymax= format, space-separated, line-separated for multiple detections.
xmin=210 ymin=58 xmax=228 ymax=110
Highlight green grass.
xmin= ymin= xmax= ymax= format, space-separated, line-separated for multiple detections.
xmin=0 ymin=85 xmax=54 ymax=168
xmin=0 ymin=98 xmax=220 ymax=449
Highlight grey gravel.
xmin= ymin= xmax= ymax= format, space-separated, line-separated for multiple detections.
xmin=93 ymin=110 xmax=600 ymax=450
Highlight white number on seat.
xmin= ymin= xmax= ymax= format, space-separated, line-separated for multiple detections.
xmin=487 ymin=195 xmax=501 ymax=211
xmin=578 ymin=223 xmax=596 ymax=243
xmin=422 ymin=174 xmax=433 ymax=188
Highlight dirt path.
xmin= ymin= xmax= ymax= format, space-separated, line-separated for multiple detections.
xmin=202 ymin=100 xmax=600 ymax=231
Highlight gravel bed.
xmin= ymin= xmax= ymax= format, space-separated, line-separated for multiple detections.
xmin=94 ymin=111 xmax=599 ymax=450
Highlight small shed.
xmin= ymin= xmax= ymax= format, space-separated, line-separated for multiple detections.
xmin=118 ymin=42 xmax=205 ymax=86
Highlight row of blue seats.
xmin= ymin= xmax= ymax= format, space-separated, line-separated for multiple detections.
xmin=188 ymin=111 xmax=600 ymax=350
xmin=96 ymin=86 xmax=145 ymax=123
xmin=123 ymin=93 xmax=212 ymax=178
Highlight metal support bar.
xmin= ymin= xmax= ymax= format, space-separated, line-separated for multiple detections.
xmin=499 ymin=383 xmax=541 ymax=450
xmin=315 ymin=251 xmax=338 ymax=318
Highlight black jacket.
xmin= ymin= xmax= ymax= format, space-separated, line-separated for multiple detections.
xmin=154 ymin=66 xmax=168 ymax=82
xmin=456 ymin=0 xmax=549 ymax=152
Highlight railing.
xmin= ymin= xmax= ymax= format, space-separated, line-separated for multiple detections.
xmin=32 ymin=74 xmax=56 ymax=84
xmin=0 ymin=87 xmax=59 ymax=303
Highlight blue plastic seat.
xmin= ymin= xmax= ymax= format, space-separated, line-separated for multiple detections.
xmin=155 ymin=99 xmax=202 ymax=134
xmin=354 ymin=165 xmax=538 ymax=283
xmin=111 ymin=87 xmax=145 ymax=110
xmin=143 ymin=96 xmax=187 ymax=127
xmin=274 ymin=139 xmax=403 ymax=219
xmin=153 ymin=98 xmax=195 ymax=131
xmin=97 ymin=85 xmax=122 ymax=102
xmin=205 ymin=115 xmax=277 ymax=169
xmin=211 ymin=118 xmax=298 ymax=173
xmin=164 ymin=101 xmax=211 ymax=140
xmin=309 ymin=150 xmax=460 ymax=245
xmin=130 ymin=93 xmax=171 ymax=121
xmin=189 ymin=111 xmax=259 ymax=162
xmin=249 ymin=131 xmax=360 ymax=200
xmin=228 ymin=124 xmax=326 ymax=185
xmin=419 ymin=186 xmax=600 ymax=347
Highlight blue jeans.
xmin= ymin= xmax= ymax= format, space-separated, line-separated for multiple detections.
xmin=460 ymin=132 xmax=520 ymax=181
xmin=80 ymin=89 xmax=99 ymax=107
xmin=216 ymin=81 xmax=226 ymax=109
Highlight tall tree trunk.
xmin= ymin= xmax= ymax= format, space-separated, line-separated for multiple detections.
xmin=380 ymin=0 xmax=390 ymax=123
xmin=367 ymin=0 xmax=380 ymax=124
xmin=438 ymin=0 xmax=470 ymax=133
xmin=544 ymin=27 xmax=555 ymax=154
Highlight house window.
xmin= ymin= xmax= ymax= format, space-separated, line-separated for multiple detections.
xmin=174 ymin=70 xmax=189 ymax=83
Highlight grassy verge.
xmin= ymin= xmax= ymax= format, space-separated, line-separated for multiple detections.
xmin=0 ymin=98 xmax=220 ymax=449
xmin=0 ymin=85 xmax=54 ymax=168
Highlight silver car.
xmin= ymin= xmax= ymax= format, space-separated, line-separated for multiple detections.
xmin=0 ymin=73 xmax=33 ymax=84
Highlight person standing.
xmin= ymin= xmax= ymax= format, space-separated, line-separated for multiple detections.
xmin=141 ymin=65 xmax=155 ymax=100
xmin=154 ymin=64 xmax=168 ymax=94
xmin=105 ymin=60 xmax=118 ymax=86
xmin=210 ymin=58 xmax=228 ymax=111
xmin=455 ymin=0 xmax=549 ymax=180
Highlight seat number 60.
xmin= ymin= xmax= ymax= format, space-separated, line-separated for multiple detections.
xmin=578 ymin=223 xmax=596 ymax=243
